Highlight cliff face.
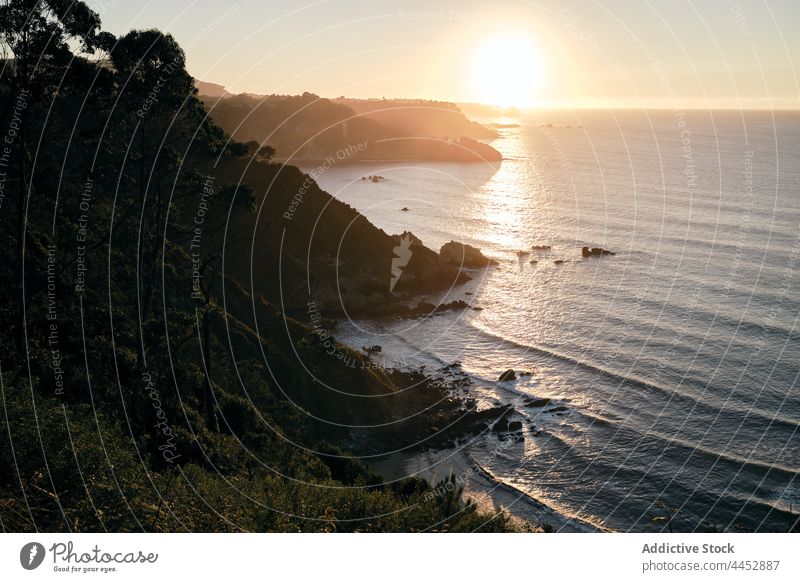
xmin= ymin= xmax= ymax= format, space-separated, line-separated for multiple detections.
xmin=216 ymin=158 xmax=470 ymax=318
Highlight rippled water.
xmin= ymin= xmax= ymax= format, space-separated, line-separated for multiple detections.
xmin=302 ymin=109 xmax=800 ymax=532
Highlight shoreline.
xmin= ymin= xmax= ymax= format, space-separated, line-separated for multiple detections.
xmin=369 ymin=443 xmax=605 ymax=533
xmin=464 ymin=450 xmax=608 ymax=532
xmin=339 ymin=320 xmax=605 ymax=532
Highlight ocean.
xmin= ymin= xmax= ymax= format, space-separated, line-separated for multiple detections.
xmin=302 ymin=109 xmax=799 ymax=532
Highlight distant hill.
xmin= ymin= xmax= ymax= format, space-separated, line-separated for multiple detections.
xmin=457 ymin=102 xmax=523 ymax=118
xmin=195 ymin=79 xmax=230 ymax=98
xmin=333 ymin=97 xmax=498 ymax=139
xmin=196 ymin=82 xmax=502 ymax=162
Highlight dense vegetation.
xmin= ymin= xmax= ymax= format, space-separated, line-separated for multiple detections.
xmin=0 ymin=0 xmax=519 ymax=532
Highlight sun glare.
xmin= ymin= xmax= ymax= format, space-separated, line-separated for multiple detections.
xmin=471 ymin=35 xmax=542 ymax=109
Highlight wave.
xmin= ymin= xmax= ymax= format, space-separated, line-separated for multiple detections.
xmin=465 ymin=450 xmax=609 ymax=532
xmin=504 ymin=394 xmax=800 ymax=480
xmin=467 ymin=321 xmax=800 ymax=432
xmin=351 ymin=316 xmax=799 ymax=481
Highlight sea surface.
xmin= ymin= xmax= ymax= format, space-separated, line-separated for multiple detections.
xmin=302 ymin=109 xmax=800 ymax=532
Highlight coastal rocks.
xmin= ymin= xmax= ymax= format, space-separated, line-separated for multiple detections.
xmin=491 ymin=418 xmax=509 ymax=432
xmin=366 ymin=299 xmax=476 ymax=319
xmin=468 ymin=405 xmax=514 ymax=430
xmin=439 ymin=241 xmax=499 ymax=268
xmin=492 ymin=417 xmax=523 ymax=433
xmin=405 ymin=299 xmax=474 ymax=318
xmin=515 ymin=250 xmax=530 ymax=257
xmin=421 ymin=403 xmax=516 ymax=449
xmin=531 ymin=245 xmax=552 ymax=251
xmin=361 ymin=368 xmax=514 ymax=452
xmin=498 ymin=369 xmax=516 ymax=382
xmin=497 ymin=369 xmax=531 ymax=381
xmin=544 ymin=406 xmax=569 ymax=415
xmin=361 ymin=174 xmax=385 ymax=182
xmin=537 ymin=123 xmax=583 ymax=129
xmin=386 ymin=231 xmax=472 ymax=294
xmin=525 ymin=397 xmax=551 ymax=408
xmin=582 ymin=246 xmax=615 ymax=257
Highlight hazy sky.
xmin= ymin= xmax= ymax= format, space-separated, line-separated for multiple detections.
xmin=90 ymin=0 xmax=800 ymax=109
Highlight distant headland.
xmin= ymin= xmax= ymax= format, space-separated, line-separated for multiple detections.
xmin=195 ymin=81 xmax=502 ymax=163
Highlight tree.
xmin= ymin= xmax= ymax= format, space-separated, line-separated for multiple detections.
xmin=0 ymin=0 xmax=113 ymax=352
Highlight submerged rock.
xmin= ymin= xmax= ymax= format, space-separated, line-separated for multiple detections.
xmin=498 ymin=369 xmax=516 ymax=382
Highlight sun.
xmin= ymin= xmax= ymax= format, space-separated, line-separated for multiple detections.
xmin=471 ymin=35 xmax=543 ymax=109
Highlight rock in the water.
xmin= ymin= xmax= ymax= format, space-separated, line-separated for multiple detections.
xmin=440 ymin=241 xmax=499 ymax=267
xmin=498 ymin=369 xmax=516 ymax=382
xmin=582 ymin=246 xmax=615 ymax=257
xmin=553 ymin=259 xmax=566 ymax=265
xmin=544 ymin=405 xmax=569 ymax=414
xmin=531 ymin=245 xmax=552 ymax=251
xmin=492 ymin=418 xmax=523 ymax=433
xmin=401 ymin=206 xmax=409 ymax=211
xmin=525 ymin=397 xmax=551 ymax=408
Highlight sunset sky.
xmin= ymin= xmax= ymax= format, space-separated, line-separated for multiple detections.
xmin=91 ymin=0 xmax=800 ymax=109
